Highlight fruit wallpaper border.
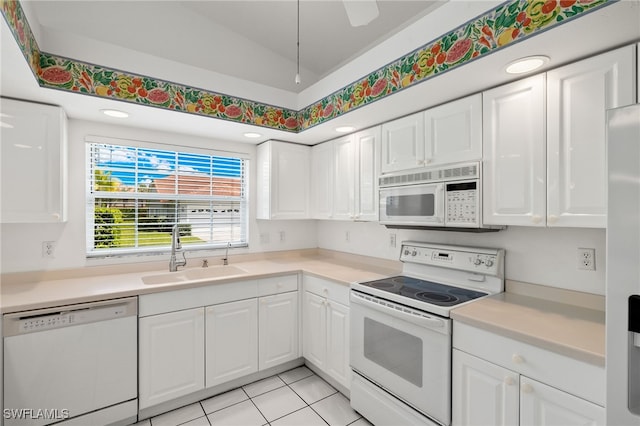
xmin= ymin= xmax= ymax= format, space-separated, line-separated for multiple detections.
xmin=1 ymin=0 xmax=614 ymax=134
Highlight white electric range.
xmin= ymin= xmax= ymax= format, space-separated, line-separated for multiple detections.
xmin=350 ymin=241 xmax=505 ymax=426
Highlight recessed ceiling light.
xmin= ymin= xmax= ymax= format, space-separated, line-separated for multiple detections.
xmin=101 ymin=109 xmax=129 ymax=118
xmin=336 ymin=126 xmax=356 ymax=133
xmin=243 ymin=132 xmax=262 ymax=138
xmin=505 ymin=56 xmax=549 ymax=74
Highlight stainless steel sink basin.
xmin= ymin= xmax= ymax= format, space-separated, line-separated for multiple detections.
xmin=142 ymin=265 xmax=247 ymax=285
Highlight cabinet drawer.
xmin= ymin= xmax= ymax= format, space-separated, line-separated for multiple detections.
xmin=139 ymin=280 xmax=258 ymax=317
xmin=258 ymin=274 xmax=298 ymax=297
xmin=303 ymin=274 xmax=350 ymax=305
xmin=453 ymin=322 xmax=604 ymax=406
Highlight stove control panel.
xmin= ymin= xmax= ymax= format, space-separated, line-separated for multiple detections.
xmin=400 ymin=242 xmax=504 ymax=277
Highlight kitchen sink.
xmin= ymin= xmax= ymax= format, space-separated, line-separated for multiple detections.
xmin=142 ymin=265 xmax=248 ymax=285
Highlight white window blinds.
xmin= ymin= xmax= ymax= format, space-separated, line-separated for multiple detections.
xmin=86 ymin=141 xmax=248 ymax=257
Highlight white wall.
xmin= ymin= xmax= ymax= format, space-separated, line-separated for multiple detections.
xmin=0 ymin=119 xmax=318 ymax=274
xmin=0 ymin=117 xmax=608 ymax=296
xmin=317 ymin=220 xmax=607 ymax=295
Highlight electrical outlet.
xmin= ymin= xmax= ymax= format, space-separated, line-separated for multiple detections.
xmin=389 ymin=233 xmax=397 ymax=248
xmin=577 ymin=248 xmax=596 ymax=271
xmin=42 ymin=241 xmax=56 ymax=258
xmin=345 ymin=231 xmax=350 ymax=242
xmin=279 ymin=231 xmax=286 ymax=242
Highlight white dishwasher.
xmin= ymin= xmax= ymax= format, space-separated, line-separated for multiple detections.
xmin=3 ymin=297 xmax=138 ymax=426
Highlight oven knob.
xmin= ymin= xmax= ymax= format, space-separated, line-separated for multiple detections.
xmin=403 ymin=249 xmax=410 ymax=256
xmin=474 ymin=258 xmax=482 ymax=266
xmin=485 ymin=259 xmax=494 ymax=267
xmin=411 ymin=250 xmax=417 ymax=257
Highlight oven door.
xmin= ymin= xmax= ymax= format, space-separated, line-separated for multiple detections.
xmin=350 ymin=290 xmax=452 ymax=426
xmin=379 ymin=182 xmax=444 ymax=226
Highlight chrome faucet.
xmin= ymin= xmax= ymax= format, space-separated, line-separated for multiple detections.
xmin=169 ymin=224 xmax=187 ymax=272
xmin=222 ymin=242 xmax=231 ymax=266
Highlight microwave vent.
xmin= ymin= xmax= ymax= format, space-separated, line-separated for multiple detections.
xmin=379 ymin=163 xmax=479 ymax=187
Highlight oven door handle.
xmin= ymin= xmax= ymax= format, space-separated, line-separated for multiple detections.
xmin=351 ymin=292 xmax=449 ymax=333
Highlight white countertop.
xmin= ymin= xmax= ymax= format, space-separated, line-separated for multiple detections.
xmin=1 ymin=249 xmax=605 ymax=367
xmin=451 ymin=287 xmax=605 ymax=366
xmin=0 ymin=249 xmax=401 ymax=314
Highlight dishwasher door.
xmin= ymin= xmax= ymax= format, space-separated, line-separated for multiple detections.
xmin=3 ymin=297 xmax=138 ymax=426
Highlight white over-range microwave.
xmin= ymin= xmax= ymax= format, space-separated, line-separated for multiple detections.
xmin=379 ymin=162 xmax=503 ymax=231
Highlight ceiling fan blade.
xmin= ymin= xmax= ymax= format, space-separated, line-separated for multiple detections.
xmin=343 ymin=0 xmax=379 ymax=27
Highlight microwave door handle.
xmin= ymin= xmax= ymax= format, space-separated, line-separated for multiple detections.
xmin=352 ymin=292 xmax=447 ymax=331
xmin=437 ymin=185 xmax=445 ymax=223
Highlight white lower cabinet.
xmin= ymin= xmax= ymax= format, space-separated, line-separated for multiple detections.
xmin=520 ymin=377 xmax=605 ymax=426
xmin=259 ymin=291 xmax=299 ymax=370
xmin=139 ymin=274 xmax=299 ymax=410
xmin=452 ymin=322 xmax=605 ymax=426
xmin=302 ymin=276 xmax=350 ymax=390
xmin=325 ymin=299 xmax=350 ymax=387
xmin=205 ymin=299 xmax=258 ymax=388
xmin=452 ymin=349 xmax=519 ymax=426
xmin=139 ymin=308 xmax=205 ymax=409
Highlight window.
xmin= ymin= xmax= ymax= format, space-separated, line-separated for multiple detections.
xmin=86 ymin=139 xmax=248 ymax=257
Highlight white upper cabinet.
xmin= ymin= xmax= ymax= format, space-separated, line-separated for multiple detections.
xmin=546 ymin=45 xmax=636 ymax=228
xmin=424 ymin=93 xmax=482 ymax=166
xmin=483 ymin=74 xmax=547 ymax=227
xmin=381 ymin=112 xmax=425 ymax=173
xmin=311 ymin=142 xmax=334 ymax=219
xmin=332 ymin=135 xmax=356 ymax=220
xmin=381 ymin=95 xmax=482 ymax=174
xmin=1 ymin=98 xmax=68 ymax=223
xmin=354 ymin=127 xmax=381 ymax=221
xmin=310 ymin=126 xmax=380 ymax=221
xmin=256 ymin=140 xmax=310 ymax=219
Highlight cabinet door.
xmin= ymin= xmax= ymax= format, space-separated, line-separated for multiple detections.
xmin=381 ymin=112 xmax=425 ymax=173
xmin=311 ymin=142 xmax=334 ymax=219
xmin=259 ymin=292 xmax=299 ymax=370
xmin=303 ymin=291 xmax=327 ymax=368
xmin=424 ymin=94 xmax=482 ymax=166
xmin=354 ymin=127 xmax=381 ymax=221
xmin=205 ymin=299 xmax=258 ymax=388
xmin=452 ymin=349 xmax=519 ymax=426
xmin=483 ymin=74 xmax=547 ymax=226
xmin=1 ymin=99 xmax=67 ymax=223
xmin=257 ymin=141 xmax=310 ymax=219
xmin=547 ymin=45 xmax=636 ymax=228
xmin=326 ymin=300 xmax=350 ymax=389
xmin=139 ymin=308 xmax=205 ymax=409
xmin=520 ymin=377 xmax=605 ymax=426
xmin=273 ymin=142 xmax=310 ymax=219
xmin=332 ymin=135 xmax=356 ymax=220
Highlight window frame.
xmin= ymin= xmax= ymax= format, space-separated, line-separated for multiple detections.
xmin=85 ymin=135 xmax=249 ymax=258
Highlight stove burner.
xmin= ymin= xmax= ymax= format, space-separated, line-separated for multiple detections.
xmin=414 ymin=291 xmax=458 ymax=303
xmin=449 ymin=288 xmax=484 ymax=298
xmin=369 ymin=281 xmax=399 ymax=290
xmin=391 ymin=276 xmax=424 ymax=285
xmin=357 ymin=275 xmax=488 ymax=308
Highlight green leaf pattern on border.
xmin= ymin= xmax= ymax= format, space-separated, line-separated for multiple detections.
xmin=1 ymin=0 xmax=613 ymax=133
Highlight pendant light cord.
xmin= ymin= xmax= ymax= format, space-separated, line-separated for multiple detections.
xmin=296 ymin=0 xmax=300 ymax=84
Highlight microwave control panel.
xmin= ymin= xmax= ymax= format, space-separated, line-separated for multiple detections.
xmin=445 ymin=180 xmax=479 ymax=226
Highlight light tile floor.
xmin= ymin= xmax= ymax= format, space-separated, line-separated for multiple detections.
xmin=132 ymin=366 xmax=371 ymax=426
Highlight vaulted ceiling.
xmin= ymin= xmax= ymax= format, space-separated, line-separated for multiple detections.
xmin=2 ymin=0 xmax=639 ymax=145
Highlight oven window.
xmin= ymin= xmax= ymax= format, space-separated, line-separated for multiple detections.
xmin=386 ymin=194 xmax=434 ymax=217
xmin=363 ymin=318 xmax=423 ymax=387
